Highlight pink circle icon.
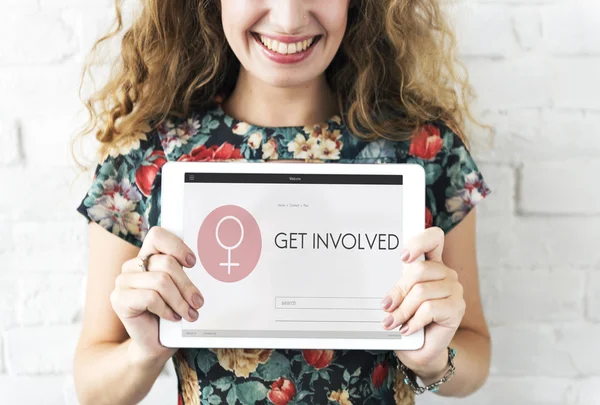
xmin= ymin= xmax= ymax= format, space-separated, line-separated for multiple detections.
xmin=197 ymin=205 xmax=262 ymax=283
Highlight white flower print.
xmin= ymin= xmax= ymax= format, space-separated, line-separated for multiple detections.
xmin=446 ymin=172 xmax=485 ymax=222
xmin=262 ymin=138 xmax=278 ymax=160
xmin=321 ymin=138 xmax=341 ymax=160
xmin=160 ymin=117 xmax=200 ymax=154
xmin=87 ymin=177 xmax=146 ymax=238
xmin=287 ymin=134 xmax=322 ymax=159
xmin=103 ymin=122 xmax=151 ymax=160
xmin=248 ymin=132 xmax=263 ymax=149
xmin=232 ymin=122 xmax=250 ymax=135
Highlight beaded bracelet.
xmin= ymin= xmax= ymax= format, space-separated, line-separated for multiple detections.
xmin=397 ymin=347 xmax=457 ymax=394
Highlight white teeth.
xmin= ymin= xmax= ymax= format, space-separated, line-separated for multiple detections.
xmin=257 ymin=34 xmax=317 ymax=55
xmin=278 ymin=42 xmax=288 ymax=54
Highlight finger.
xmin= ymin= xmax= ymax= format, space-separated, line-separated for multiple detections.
xmin=402 ymin=227 xmax=445 ymax=263
xmin=381 ymin=261 xmax=449 ymax=312
xmin=382 ymin=279 xmax=454 ymax=330
xmin=399 ymin=297 xmax=464 ymax=336
xmin=115 ymin=272 xmax=199 ymax=322
xmin=138 ymin=226 xmax=197 ymax=268
xmin=111 ymin=288 xmax=181 ymax=322
xmin=123 ymin=253 xmax=204 ymax=310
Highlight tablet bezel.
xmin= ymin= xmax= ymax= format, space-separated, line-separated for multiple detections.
xmin=160 ymin=161 xmax=425 ymax=351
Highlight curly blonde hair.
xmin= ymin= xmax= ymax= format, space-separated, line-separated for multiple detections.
xmin=72 ymin=0 xmax=479 ymax=168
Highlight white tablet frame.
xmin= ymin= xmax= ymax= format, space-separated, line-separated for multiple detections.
xmin=160 ymin=161 xmax=425 ymax=351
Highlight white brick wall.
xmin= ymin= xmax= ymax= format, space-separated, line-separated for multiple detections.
xmin=0 ymin=0 xmax=598 ymax=404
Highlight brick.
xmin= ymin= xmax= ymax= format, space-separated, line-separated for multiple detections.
xmin=480 ymin=269 xmax=585 ymax=326
xmin=0 ymin=119 xmax=21 ymax=165
xmin=555 ymin=324 xmax=600 ymax=376
xmin=0 ymin=8 xmax=77 ymax=66
xmin=550 ymin=57 xmax=600 ymax=110
xmin=418 ymin=377 xmax=573 ymax=405
xmin=470 ymin=110 xmax=600 ymax=164
xmin=489 ymin=324 xmax=578 ymax=377
xmin=0 ymin=167 xmax=91 ymax=221
xmin=0 ymin=376 xmax=66 ymax=404
xmin=587 ymin=272 xmax=600 ymax=321
xmin=542 ymin=3 xmax=600 ymax=55
xmin=568 ymin=377 xmax=600 ymax=405
xmin=20 ymin=111 xmax=102 ymax=168
xmin=0 ymin=273 xmax=18 ymax=332
xmin=63 ymin=373 xmax=178 ymax=405
xmin=513 ymin=7 xmax=542 ymax=51
xmin=519 ymin=159 xmax=600 ymax=215
xmin=0 ymin=64 xmax=84 ymax=118
xmin=5 ymin=325 xmax=80 ymax=375
xmin=449 ymin=4 xmax=514 ymax=58
xmin=477 ymin=216 xmax=600 ymax=270
xmin=476 ymin=164 xmax=515 ymax=215
xmin=465 ymin=56 xmax=552 ymax=110
xmin=7 ymin=222 xmax=88 ymax=273
xmin=17 ymin=274 xmax=83 ymax=326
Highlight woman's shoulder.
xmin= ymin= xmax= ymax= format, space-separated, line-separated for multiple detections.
xmin=393 ymin=119 xmax=492 ymax=234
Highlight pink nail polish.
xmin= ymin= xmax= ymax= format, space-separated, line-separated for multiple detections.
xmin=400 ymin=324 xmax=409 ymax=334
xmin=381 ymin=296 xmax=392 ymax=310
xmin=400 ymin=249 xmax=410 ymax=262
xmin=383 ymin=315 xmax=394 ymax=328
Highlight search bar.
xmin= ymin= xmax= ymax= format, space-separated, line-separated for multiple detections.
xmin=275 ymin=297 xmax=381 ymax=310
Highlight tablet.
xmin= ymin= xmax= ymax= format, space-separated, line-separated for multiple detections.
xmin=160 ymin=161 xmax=425 ymax=351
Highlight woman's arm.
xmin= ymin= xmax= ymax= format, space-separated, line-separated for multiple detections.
xmin=413 ymin=207 xmax=492 ymax=397
xmin=73 ymin=222 xmax=170 ymax=405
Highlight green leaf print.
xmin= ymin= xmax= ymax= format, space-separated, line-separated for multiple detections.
xmin=425 ymin=163 xmax=442 ymax=186
xmin=212 ymin=376 xmax=233 ymax=392
xmin=443 ymin=130 xmax=454 ymax=150
xmin=196 ymin=350 xmax=218 ymax=375
xmin=235 ymin=381 xmax=268 ymax=405
xmin=254 ymin=351 xmax=291 ymax=380
xmin=226 ymin=387 xmax=237 ymax=405
xmin=207 ymin=395 xmax=222 ymax=405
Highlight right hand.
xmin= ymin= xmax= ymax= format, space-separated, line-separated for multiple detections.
xmin=110 ymin=226 xmax=204 ymax=363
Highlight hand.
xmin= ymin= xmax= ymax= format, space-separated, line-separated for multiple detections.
xmin=110 ymin=226 xmax=204 ymax=364
xmin=380 ymin=227 xmax=465 ymax=380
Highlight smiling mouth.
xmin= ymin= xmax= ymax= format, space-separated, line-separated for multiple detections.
xmin=251 ymin=33 xmax=322 ymax=55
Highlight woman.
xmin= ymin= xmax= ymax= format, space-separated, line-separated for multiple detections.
xmin=72 ymin=0 xmax=492 ymax=404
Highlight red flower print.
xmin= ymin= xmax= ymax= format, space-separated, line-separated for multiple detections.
xmin=371 ymin=361 xmax=389 ymax=389
xmin=267 ymin=377 xmax=296 ymax=405
xmin=302 ymin=349 xmax=334 ymax=369
xmin=135 ymin=150 xmax=167 ymax=197
xmin=425 ymin=207 xmax=433 ymax=228
xmin=177 ymin=393 xmax=183 ymax=405
xmin=178 ymin=143 xmax=243 ymax=162
xmin=409 ymin=124 xmax=443 ymax=161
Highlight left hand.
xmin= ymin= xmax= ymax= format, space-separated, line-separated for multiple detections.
xmin=380 ymin=227 xmax=466 ymax=380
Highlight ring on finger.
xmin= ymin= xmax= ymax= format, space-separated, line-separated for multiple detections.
xmin=137 ymin=253 xmax=154 ymax=272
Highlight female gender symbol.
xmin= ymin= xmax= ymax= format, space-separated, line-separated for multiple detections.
xmin=197 ymin=205 xmax=262 ymax=283
xmin=215 ymin=215 xmax=244 ymax=275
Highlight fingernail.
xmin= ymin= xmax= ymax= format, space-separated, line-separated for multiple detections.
xmin=381 ymin=296 xmax=392 ymax=310
xmin=400 ymin=249 xmax=410 ymax=262
xmin=188 ymin=307 xmax=198 ymax=321
xmin=173 ymin=313 xmax=181 ymax=321
xmin=383 ymin=315 xmax=393 ymax=328
xmin=192 ymin=293 xmax=204 ymax=309
xmin=187 ymin=253 xmax=196 ymax=267
xmin=400 ymin=324 xmax=409 ymax=334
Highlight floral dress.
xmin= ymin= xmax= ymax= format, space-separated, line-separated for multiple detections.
xmin=76 ymin=99 xmax=491 ymax=405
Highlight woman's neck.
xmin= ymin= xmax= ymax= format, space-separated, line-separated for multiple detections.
xmin=221 ymin=68 xmax=339 ymax=127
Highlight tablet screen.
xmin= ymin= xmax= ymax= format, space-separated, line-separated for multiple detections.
xmin=181 ymin=172 xmax=405 ymax=340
